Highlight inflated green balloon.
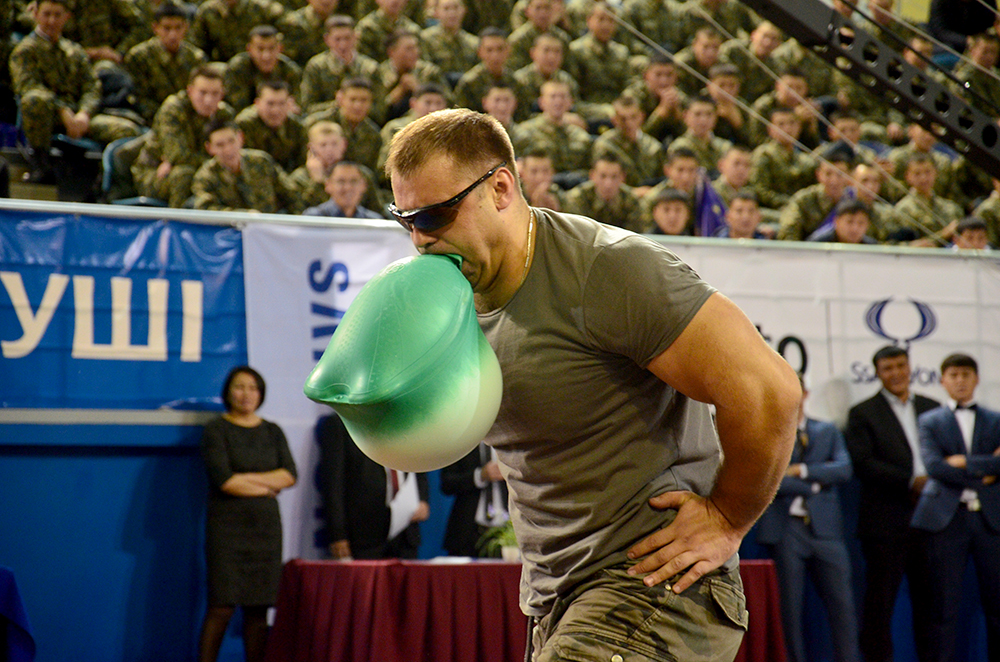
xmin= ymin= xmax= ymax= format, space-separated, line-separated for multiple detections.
xmin=303 ymin=254 xmax=503 ymax=472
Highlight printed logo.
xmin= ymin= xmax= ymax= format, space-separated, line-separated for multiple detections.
xmin=864 ymin=297 xmax=936 ymax=348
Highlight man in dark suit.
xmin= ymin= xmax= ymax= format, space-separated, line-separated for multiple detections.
xmin=911 ymin=353 xmax=1000 ymax=662
xmin=757 ymin=376 xmax=860 ymax=662
xmin=316 ymin=414 xmax=430 ymax=559
xmin=440 ymin=442 xmax=509 ymax=557
xmin=845 ymin=345 xmax=939 ymax=662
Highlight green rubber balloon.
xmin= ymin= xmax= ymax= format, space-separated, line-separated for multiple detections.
xmin=303 ymin=254 xmax=503 ymax=472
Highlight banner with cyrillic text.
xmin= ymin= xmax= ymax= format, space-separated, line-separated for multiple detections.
xmin=0 ymin=210 xmax=246 ymax=409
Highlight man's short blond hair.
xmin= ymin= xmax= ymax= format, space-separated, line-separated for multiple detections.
xmin=384 ymin=108 xmax=518 ymax=186
xmin=308 ymin=121 xmax=345 ymax=141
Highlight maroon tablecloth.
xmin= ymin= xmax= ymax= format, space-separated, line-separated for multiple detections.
xmin=265 ymin=559 xmax=784 ymax=662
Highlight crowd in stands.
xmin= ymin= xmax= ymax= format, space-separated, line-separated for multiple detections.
xmin=3 ymin=0 xmax=1000 ymax=248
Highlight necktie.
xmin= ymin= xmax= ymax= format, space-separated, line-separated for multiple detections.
xmin=956 ymin=403 xmax=977 ymax=411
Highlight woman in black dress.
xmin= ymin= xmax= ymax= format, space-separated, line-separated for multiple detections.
xmin=198 ymin=366 xmax=297 ymax=662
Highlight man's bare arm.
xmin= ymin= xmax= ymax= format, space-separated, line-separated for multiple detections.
xmin=627 ymin=292 xmax=800 ymax=592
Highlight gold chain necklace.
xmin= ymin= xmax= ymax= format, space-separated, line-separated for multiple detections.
xmin=519 ymin=208 xmax=535 ymax=288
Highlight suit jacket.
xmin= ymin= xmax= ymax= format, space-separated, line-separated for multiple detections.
xmin=316 ymin=415 xmax=429 ymax=555
xmin=910 ymin=404 xmax=1000 ymax=533
xmin=846 ymin=391 xmax=940 ymax=539
xmin=440 ymin=444 xmax=509 ymax=556
xmin=757 ymin=418 xmax=853 ymax=545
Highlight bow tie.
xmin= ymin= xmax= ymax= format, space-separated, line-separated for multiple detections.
xmin=955 ymin=403 xmax=977 ymax=411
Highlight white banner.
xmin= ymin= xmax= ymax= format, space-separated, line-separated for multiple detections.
xmin=244 ymin=225 xmax=1000 ymax=559
xmin=243 ymin=223 xmax=415 ymax=560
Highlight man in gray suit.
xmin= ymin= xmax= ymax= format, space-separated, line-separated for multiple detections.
xmin=757 ymin=375 xmax=860 ymax=662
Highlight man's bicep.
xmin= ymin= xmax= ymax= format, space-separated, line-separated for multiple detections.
xmin=646 ymin=292 xmax=784 ymax=406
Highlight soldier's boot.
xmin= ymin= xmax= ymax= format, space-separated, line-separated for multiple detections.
xmin=23 ymin=146 xmax=56 ymax=185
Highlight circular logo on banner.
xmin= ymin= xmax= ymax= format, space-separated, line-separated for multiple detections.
xmin=865 ymin=297 xmax=937 ymax=348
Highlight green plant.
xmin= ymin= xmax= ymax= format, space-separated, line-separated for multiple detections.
xmin=476 ymin=520 xmax=517 ymax=558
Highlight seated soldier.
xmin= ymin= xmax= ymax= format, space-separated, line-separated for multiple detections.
xmin=622 ymin=53 xmax=687 ymax=143
xmin=304 ymin=161 xmax=385 ymax=218
xmin=224 ymin=25 xmax=302 ymax=114
xmin=714 ymin=189 xmax=771 ymax=239
xmin=820 ymin=110 xmax=882 ymax=166
xmin=191 ymin=118 xmax=294 ymax=212
xmin=951 ymin=31 xmax=1000 ymax=117
xmin=305 ymin=77 xmax=382 ymax=173
xmin=516 ymin=149 xmax=564 ymax=211
xmin=563 ymin=155 xmax=641 ymax=232
xmin=639 ymin=146 xmax=700 ymax=228
xmin=647 ymin=188 xmax=693 ymax=236
xmin=592 ymin=94 xmax=665 ymax=191
xmin=377 ymin=29 xmax=450 ymax=123
xmin=506 ymin=0 xmax=572 ymax=73
xmin=951 ymin=217 xmax=991 ymax=250
xmin=278 ymin=0 xmax=341 ymax=67
xmin=10 ymin=0 xmax=142 ymax=183
xmin=300 ymin=15 xmax=381 ymax=118
xmin=513 ymin=32 xmax=578 ymax=118
xmin=669 ymin=95 xmax=733 ymax=177
xmin=355 ymin=0 xmax=422 ymax=62
xmin=885 ymin=123 xmax=957 ymax=203
xmin=132 ymin=63 xmax=233 ymax=207
xmin=235 ymin=79 xmax=307 ymax=174
xmin=453 ymin=27 xmax=518 ymax=115
xmin=750 ymin=107 xmax=817 ymax=211
xmin=566 ymin=1 xmax=630 ymax=123
xmin=777 ymin=144 xmax=855 ymax=240
xmin=420 ymin=0 xmax=478 ymax=86
xmin=188 ymin=0 xmax=287 ymax=64
xmin=481 ymin=84 xmax=519 ymax=134
xmin=807 ymin=198 xmax=878 ymax=244
xmin=713 ymin=144 xmax=752 ymax=206
xmin=673 ymin=26 xmax=723 ymax=98
xmin=512 ymin=80 xmax=593 ymax=187
xmin=851 ymin=163 xmax=894 ymax=242
xmin=972 ymin=177 xmax=1000 ymax=248
xmin=676 ymin=0 xmax=757 ymax=50
xmin=749 ymin=67 xmax=821 ymax=149
xmin=284 ymin=120 xmax=348 ymax=213
xmin=124 ymin=2 xmax=207 ymax=124
xmin=891 ymin=153 xmax=964 ymax=247
xmin=376 ymin=84 xmax=449 ymax=181
xmin=705 ymin=63 xmax=747 ymax=147
xmin=719 ymin=20 xmax=784 ymax=104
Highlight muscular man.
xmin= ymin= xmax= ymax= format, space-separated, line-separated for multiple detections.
xmin=384 ymin=108 xmax=800 ymax=661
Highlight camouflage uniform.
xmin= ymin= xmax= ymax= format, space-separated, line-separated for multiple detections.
xmin=277 ymin=5 xmax=333 ymax=67
xmin=64 ymin=0 xmax=147 ymax=59
xmin=513 ymin=65 xmax=579 ymax=116
xmin=718 ymin=38 xmax=780 ymax=104
xmin=304 ymin=106 xmax=383 ymax=172
xmin=462 ymin=0 xmax=515 ymax=34
xmin=354 ymin=9 xmax=421 ymax=62
xmin=507 ymin=24 xmax=572 ymax=74
xmin=749 ymin=141 xmax=816 ymax=209
xmin=191 ymin=148 xmax=294 ymax=212
xmin=376 ymin=110 xmax=418 ymax=177
xmin=235 ymin=105 xmax=307 ymax=172
xmin=866 ymin=200 xmax=895 ymax=243
xmin=375 ymin=58 xmax=451 ymax=122
xmin=623 ymin=79 xmax=688 ymax=142
xmin=777 ymin=183 xmax=840 ymax=240
xmin=564 ymin=181 xmax=642 ymax=232
xmin=711 ymin=174 xmax=739 ymax=207
xmin=420 ymin=23 xmax=479 ymax=77
xmin=669 ymin=131 xmax=732 ymax=174
xmin=453 ymin=64 xmax=519 ymax=113
xmin=567 ymin=34 xmax=631 ymax=121
xmin=885 ymin=144 xmax=958 ymax=203
xmin=300 ymin=50 xmax=381 ymax=115
xmin=10 ymin=31 xmax=142 ymax=151
xmin=123 ymin=37 xmax=207 ymax=123
xmin=890 ymin=189 xmax=964 ymax=240
xmin=512 ymin=114 xmax=593 ymax=174
xmin=833 ymin=71 xmax=889 ymax=137
xmin=224 ymin=51 xmax=302 ymax=112
xmin=748 ymin=93 xmax=820 ymax=149
xmin=671 ymin=46 xmax=714 ymax=98
xmin=677 ymin=0 xmax=758 ymax=49
xmin=951 ymin=61 xmax=1000 ymax=118
xmin=187 ymin=0 xmax=287 ymax=63
xmin=620 ymin=0 xmax=685 ymax=53
xmin=771 ymin=39 xmax=835 ymax=97
xmin=131 ymin=91 xmax=235 ymax=206
xmin=350 ymin=0 xmax=423 ymax=24
xmin=972 ymin=192 xmax=1000 ymax=247
xmin=953 ymin=155 xmax=993 ymax=213
xmin=283 ymin=164 xmax=329 ymax=213
xmin=592 ymin=128 xmax=665 ymax=187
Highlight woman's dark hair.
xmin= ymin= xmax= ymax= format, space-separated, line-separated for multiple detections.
xmin=221 ymin=365 xmax=266 ymax=411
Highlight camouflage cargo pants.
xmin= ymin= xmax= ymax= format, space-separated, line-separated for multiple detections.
xmin=20 ymin=89 xmax=141 ymax=150
xmin=529 ymin=562 xmax=747 ymax=662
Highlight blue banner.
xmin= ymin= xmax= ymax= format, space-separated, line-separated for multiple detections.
xmin=0 ymin=210 xmax=246 ymax=409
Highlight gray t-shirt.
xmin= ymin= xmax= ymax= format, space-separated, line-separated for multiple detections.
xmin=479 ymin=208 xmax=727 ymax=616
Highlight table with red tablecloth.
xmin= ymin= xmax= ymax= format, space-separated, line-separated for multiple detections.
xmin=264 ymin=558 xmax=785 ymax=662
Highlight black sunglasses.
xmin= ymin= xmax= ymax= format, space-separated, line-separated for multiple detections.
xmin=389 ymin=161 xmax=507 ymax=233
